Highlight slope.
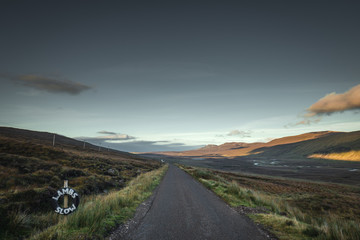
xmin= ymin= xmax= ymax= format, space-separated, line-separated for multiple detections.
xmin=0 ymin=127 xmax=161 ymax=238
xmin=251 ymin=131 xmax=360 ymax=160
xmin=155 ymin=131 xmax=336 ymax=158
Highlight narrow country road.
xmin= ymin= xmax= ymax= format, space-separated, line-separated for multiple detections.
xmin=123 ymin=165 xmax=267 ymax=240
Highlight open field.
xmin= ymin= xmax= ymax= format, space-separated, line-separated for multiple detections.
xmin=145 ymin=154 xmax=360 ymax=186
xmin=144 ymin=130 xmax=360 ymax=186
xmin=180 ymin=165 xmax=360 ymax=240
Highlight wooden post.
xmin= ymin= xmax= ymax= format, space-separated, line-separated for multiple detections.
xmin=64 ymin=180 xmax=68 ymax=208
xmin=53 ymin=134 xmax=56 ymax=147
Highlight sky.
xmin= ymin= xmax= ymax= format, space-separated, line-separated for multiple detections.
xmin=0 ymin=1 xmax=359 ymax=152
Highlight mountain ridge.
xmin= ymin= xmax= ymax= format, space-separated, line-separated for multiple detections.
xmin=0 ymin=126 xmax=136 ymax=157
xmin=153 ymin=130 xmax=360 ymax=161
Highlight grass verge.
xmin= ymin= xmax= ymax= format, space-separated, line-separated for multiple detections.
xmin=28 ymin=164 xmax=168 ymax=240
xmin=179 ymin=165 xmax=360 ymax=240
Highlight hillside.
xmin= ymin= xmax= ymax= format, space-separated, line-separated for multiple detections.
xmin=0 ymin=127 xmax=132 ymax=155
xmin=250 ymin=131 xmax=360 ymax=160
xmin=0 ymin=127 xmax=161 ymax=238
xmin=155 ymin=131 xmax=360 ymax=161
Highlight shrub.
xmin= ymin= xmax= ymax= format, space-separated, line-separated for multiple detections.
xmin=302 ymin=226 xmax=320 ymax=237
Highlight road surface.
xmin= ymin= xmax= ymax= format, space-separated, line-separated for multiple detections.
xmin=125 ymin=165 xmax=267 ymax=240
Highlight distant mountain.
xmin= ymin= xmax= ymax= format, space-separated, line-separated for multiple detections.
xmin=196 ymin=142 xmax=254 ymax=152
xmin=154 ymin=131 xmax=360 ymax=161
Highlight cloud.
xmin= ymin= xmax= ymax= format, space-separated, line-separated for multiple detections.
xmin=295 ymin=118 xmax=321 ymax=126
xmin=112 ymin=140 xmax=201 ymax=152
xmin=5 ymin=74 xmax=91 ymax=95
xmin=78 ymin=137 xmax=201 ymax=152
xmin=307 ymin=84 xmax=360 ymax=116
xmin=97 ymin=130 xmax=117 ymax=135
xmin=81 ymin=131 xmax=135 ymax=142
xmin=77 ymin=131 xmax=203 ymax=152
xmin=295 ymin=84 xmax=360 ymax=125
xmin=226 ymin=130 xmax=252 ymax=137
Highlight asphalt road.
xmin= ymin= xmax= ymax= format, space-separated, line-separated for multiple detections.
xmin=126 ymin=165 xmax=267 ymax=240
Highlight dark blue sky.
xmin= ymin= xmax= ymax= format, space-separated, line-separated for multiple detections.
xmin=1 ymin=1 xmax=359 ymax=152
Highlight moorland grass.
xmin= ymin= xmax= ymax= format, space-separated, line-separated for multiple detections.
xmin=180 ymin=165 xmax=360 ymax=240
xmin=0 ymin=134 xmax=161 ymax=239
xmin=29 ymin=164 xmax=168 ymax=240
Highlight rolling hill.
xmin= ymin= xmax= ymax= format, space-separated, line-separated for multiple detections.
xmin=154 ymin=131 xmax=360 ymax=161
xmin=0 ymin=126 xmax=161 ymax=238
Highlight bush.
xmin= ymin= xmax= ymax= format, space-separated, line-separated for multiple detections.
xmin=194 ymin=169 xmax=211 ymax=179
xmin=302 ymin=226 xmax=321 ymax=237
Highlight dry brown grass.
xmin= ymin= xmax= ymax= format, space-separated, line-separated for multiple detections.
xmin=30 ymin=165 xmax=168 ymax=240
xmin=0 ymin=133 xmax=161 ymax=239
xmin=309 ymin=150 xmax=360 ymax=161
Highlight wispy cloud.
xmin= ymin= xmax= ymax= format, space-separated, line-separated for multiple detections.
xmin=226 ymin=129 xmax=252 ymax=137
xmin=78 ymin=133 xmax=201 ymax=152
xmin=81 ymin=130 xmax=135 ymax=142
xmin=109 ymin=140 xmax=202 ymax=152
xmin=97 ymin=130 xmax=117 ymax=135
xmin=216 ymin=129 xmax=252 ymax=138
xmin=296 ymin=84 xmax=360 ymax=125
xmin=295 ymin=118 xmax=322 ymax=126
xmin=4 ymin=74 xmax=91 ymax=95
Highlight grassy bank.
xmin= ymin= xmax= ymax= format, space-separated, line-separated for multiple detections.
xmin=180 ymin=165 xmax=360 ymax=240
xmin=0 ymin=129 xmax=162 ymax=239
xmin=28 ymin=164 xmax=168 ymax=240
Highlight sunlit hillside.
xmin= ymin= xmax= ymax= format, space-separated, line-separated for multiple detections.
xmin=154 ymin=131 xmax=360 ymax=160
xmin=309 ymin=150 xmax=360 ymax=161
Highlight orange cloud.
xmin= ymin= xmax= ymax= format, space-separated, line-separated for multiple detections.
xmin=294 ymin=84 xmax=360 ymax=125
xmin=295 ymin=118 xmax=321 ymax=126
xmin=307 ymin=84 xmax=360 ymax=116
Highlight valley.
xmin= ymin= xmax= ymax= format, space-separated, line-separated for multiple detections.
xmin=143 ymin=131 xmax=360 ymax=186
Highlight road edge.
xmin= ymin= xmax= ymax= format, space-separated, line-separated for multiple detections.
xmin=108 ymin=169 xmax=168 ymax=240
xmin=177 ymin=165 xmax=278 ymax=240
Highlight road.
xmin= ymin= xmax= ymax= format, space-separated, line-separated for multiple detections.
xmin=124 ymin=165 xmax=267 ymax=240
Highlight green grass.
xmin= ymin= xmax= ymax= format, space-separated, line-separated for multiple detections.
xmin=29 ymin=164 xmax=168 ymax=240
xmin=180 ymin=165 xmax=360 ymax=240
